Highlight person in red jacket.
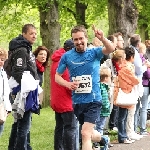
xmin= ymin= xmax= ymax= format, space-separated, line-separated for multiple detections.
xmin=50 ymin=39 xmax=77 ymax=150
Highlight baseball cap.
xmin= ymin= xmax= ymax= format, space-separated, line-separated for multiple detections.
xmin=64 ymin=39 xmax=74 ymax=51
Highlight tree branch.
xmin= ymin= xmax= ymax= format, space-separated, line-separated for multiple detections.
xmin=62 ymin=6 xmax=76 ymax=19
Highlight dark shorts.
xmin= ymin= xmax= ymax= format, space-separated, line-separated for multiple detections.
xmin=73 ymin=101 xmax=102 ymax=125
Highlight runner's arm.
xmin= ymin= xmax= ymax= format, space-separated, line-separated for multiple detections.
xmin=55 ymin=72 xmax=69 ymax=87
xmin=101 ymin=38 xmax=115 ymax=55
xmin=55 ymin=72 xmax=78 ymax=90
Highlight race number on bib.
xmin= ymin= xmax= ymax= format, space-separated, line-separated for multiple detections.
xmin=72 ymin=75 xmax=92 ymax=93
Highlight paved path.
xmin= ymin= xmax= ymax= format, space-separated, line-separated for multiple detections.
xmin=109 ymin=135 xmax=150 ymax=150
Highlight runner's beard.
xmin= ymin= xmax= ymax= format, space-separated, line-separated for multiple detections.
xmin=76 ymin=44 xmax=85 ymax=52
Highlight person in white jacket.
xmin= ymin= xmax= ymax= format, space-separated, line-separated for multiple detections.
xmin=0 ymin=48 xmax=12 ymax=136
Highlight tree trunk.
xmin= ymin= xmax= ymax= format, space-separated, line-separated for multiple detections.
xmin=75 ymin=0 xmax=88 ymax=28
xmin=39 ymin=0 xmax=61 ymax=107
xmin=138 ymin=24 xmax=148 ymax=42
xmin=108 ymin=0 xmax=138 ymax=47
xmin=64 ymin=1 xmax=87 ymax=28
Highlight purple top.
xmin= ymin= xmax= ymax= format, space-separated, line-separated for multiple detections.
xmin=140 ymin=53 xmax=146 ymax=63
xmin=140 ymin=53 xmax=150 ymax=86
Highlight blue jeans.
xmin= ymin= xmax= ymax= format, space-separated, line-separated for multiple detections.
xmin=76 ymin=121 xmax=80 ymax=150
xmin=118 ymin=107 xmax=128 ymax=143
xmin=54 ymin=111 xmax=77 ymax=150
xmin=0 ymin=124 xmax=4 ymax=137
xmin=134 ymin=99 xmax=140 ymax=131
xmin=140 ymin=87 xmax=149 ymax=132
xmin=109 ymin=105 xmax=118 ymax=129
xmin=96 ymin=116 xmax=107 ymax=135
xmin=100 ymin=135 xmax=109 ymax=150
xmin=8 ymin=111 xmax=32 ymax=150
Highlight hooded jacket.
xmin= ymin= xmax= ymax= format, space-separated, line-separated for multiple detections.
xmin=50 ymin=48 xmax=73 ymax=113
xmin=9 ymin=35 xmax=39 ymax=84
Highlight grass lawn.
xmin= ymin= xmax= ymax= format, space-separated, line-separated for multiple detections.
xmin=0 ymin=107 xmax=55 ymax=150
xmin=2 ymin=107 xmax=149 ymax=149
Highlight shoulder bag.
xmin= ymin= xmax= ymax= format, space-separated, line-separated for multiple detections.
xmin=116 ymin=77 xmax=138 ymax=106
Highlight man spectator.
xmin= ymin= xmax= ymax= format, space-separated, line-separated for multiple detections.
xmin=50 ymin=39 xmax=78 ymax=150
xmin=130 ymin=34 xmax=146 ymax=138
xmin=114 ymin=32 xmax=124 ymax=49
xmin=8 ymin=24 xmax=39 ymax=150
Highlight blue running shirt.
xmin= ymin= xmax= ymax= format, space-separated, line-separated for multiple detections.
xmin=57 ymin=47 xmax=104 ymax=104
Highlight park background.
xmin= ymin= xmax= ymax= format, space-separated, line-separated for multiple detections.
xmin=0 ymin=0 xmax=150 ymax=149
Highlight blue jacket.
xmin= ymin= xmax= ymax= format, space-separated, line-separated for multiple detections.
xmin=12 ymin=85 xmax=39 ymax=113
xmin=132 ymin=46 xmax=143 ymax=78
xmin=25 ymin=88 xmax=39 ymax=113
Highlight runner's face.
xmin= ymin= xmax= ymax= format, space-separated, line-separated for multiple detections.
xmin=72 ymin=31 xmax=88 ymax=52
xmin=23 ymin=27 xmax=37 ymax=45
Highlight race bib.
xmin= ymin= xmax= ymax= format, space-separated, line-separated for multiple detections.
xmin=72 ymin=75 xmax=92 ymax=93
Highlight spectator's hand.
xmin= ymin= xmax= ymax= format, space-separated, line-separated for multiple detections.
xmin=143 ymin=60 xmax=150 ymax=68
xmin=92 ymin=25 xmax=105 ymax=41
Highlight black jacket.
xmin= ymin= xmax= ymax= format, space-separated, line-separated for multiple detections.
xmin=37 ymin=69 xmax=43 ymax=87
xmin=9 ymin=35 xmax=39 ymax=84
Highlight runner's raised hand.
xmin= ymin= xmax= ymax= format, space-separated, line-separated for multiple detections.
xmin=92 ymin=25 xmax=105 ymax=41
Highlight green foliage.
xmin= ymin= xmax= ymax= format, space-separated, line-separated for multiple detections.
xmin=59 ymin=7 xmax=76 ymax=45
xmin=135 ymin=0 xmax=150 ymax=33
xmin=0 ymin=0 xmax=109 ymax=48
xmin=0 ymin=0 xmax=150 ymax=48
xmin=0 ymin=4 xmax=41 ymax=49
xmin=0 ymin=107 xmax=55 ymax=150
xmin=59 ymin=0 xmax=108 ymax=45
xmin=86 ymin=0 xmax=107 ymax=25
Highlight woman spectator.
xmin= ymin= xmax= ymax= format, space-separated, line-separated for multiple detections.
xmin=0 ymin=48 xmax=12 ymax=136
xmin=113 ymin=47 xmax=139 ymax=143
xmin=138 ymin=42 xmax=150 ymax=135
xmin=125 ymin=43 xmax=147 ymax=141
xmin=33 ymin=46 xmax=50 ymax=87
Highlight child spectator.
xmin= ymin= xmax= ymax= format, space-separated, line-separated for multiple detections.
xmin=96 ymin=66 xmax=111 ymax=135
xmin=93 ymin=66 xmax=113 ymax=149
